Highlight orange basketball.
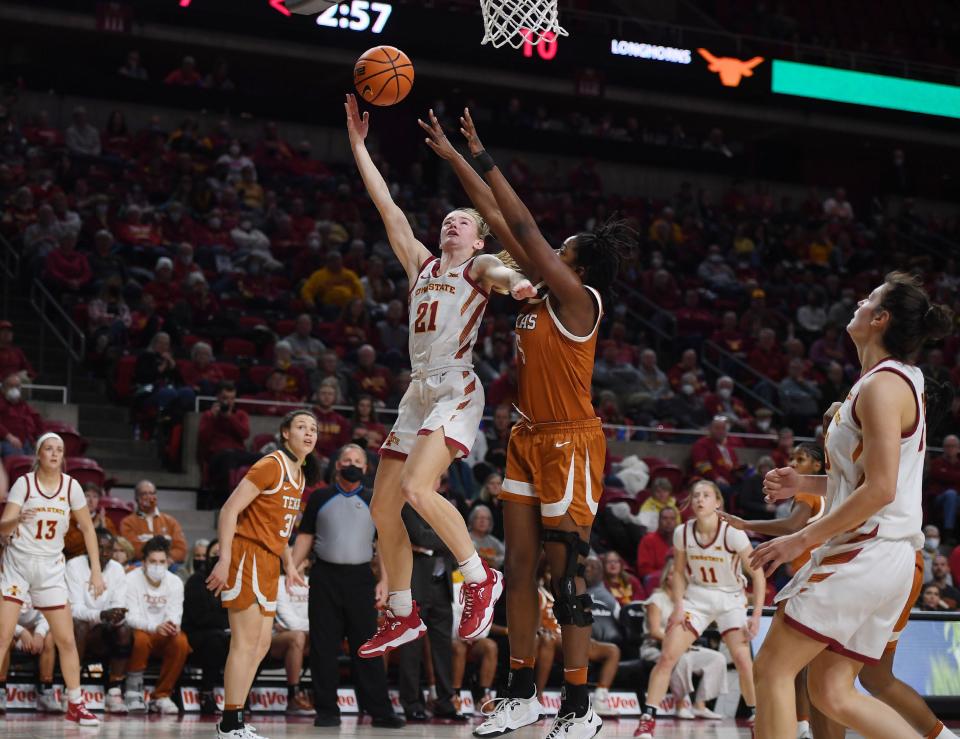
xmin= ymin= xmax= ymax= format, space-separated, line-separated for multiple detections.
xmin=353 ymin=45 xmax=414 ymax=106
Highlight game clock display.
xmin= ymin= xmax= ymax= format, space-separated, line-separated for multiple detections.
xmin=316 ymin=1 xmax=393 ymax=33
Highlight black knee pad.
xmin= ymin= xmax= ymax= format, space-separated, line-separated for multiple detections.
xmin=542 ymin=529 xmax=593 ymax=628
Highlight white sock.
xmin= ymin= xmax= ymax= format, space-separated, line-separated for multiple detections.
xmin=388 ymin=589 xmax=413 ymax=617
xmin=67 ymin=687 xmax=82 ymax=703
xmin=594 ymin=687 xmax=608 ymax=700
xmin=459 ymin=552 xmax=486 ymax=584
xmin=936 ymin=724 xmax=959 ymax=739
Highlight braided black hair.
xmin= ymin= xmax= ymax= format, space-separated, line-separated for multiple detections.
xmin=572 ymin=216 xmax=636 ymax=298
xmin=795 ymin=442 xmax=825 ymax=473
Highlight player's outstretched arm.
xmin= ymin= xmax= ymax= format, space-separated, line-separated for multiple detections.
xmin=718 ymin=500 xmax=813 ymax=537
xmin=460 ymin=109 xmax=594 ymax=326
xmin=418 ymin=109 xmax=538 ymax=281
xmin=345 ymin=94 xmax=430 ymax=282
xmin=471 ymin=254 xmax=536 ymax=300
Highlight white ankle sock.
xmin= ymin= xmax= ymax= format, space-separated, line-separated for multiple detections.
xmin=388 ymin=589 xmax=413 ymax=617
xmin=936 ymin=723 xmax=959 ymax=739
xmin=459 ymin=552 xmax=486 ymax=584
xmin=66 ymin=687 xmax=82 ymax=703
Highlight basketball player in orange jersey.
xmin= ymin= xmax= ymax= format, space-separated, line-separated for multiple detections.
xmin=206 ymin=410 xmax=319 ymax=739
xmin=419 ymin=109 xmax=633 ymax=738
xmin=343 ymin=95 xmax=536 ymax=660
xmin=751 ymin=273 xmax=954 ymax=739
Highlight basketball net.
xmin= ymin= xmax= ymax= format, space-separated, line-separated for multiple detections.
xmin=479 ymin=0 xmax=568 ymax=49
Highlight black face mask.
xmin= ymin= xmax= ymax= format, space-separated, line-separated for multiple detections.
xmin=339 ymin=465 xmax=363 ymax=484
xmin=205 ymin=557 xmax=219 ymax=573
xmin=194 ymin=558 xmax=207 ymax=572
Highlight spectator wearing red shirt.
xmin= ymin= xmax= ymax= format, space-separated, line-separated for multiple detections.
xmin=1 ymin=186 xmax=36 ymax=237
xmin=747 ymin=327 xmax=788 ymax=384
xmin=351 ymin=344 xmax=392 ymax=403
xmin=44 ymin=231 xmax=93 ymax=293
xmin=636 ymin=507 xmax=679 ymax=592
xmin=645 ymin=268 xmax=681 ymax=311
xmin=102 ymin=110 xmax=133 ymax=159
xmin=770 ymin=427 xmax=795 ymax=468
xmin=929 ymin=435 xmax=960 ymax=540
xmin=23 ymin=110 xmax=64 ymax=148
xmin=0 ymin=321 xmax=35 ymax=382
xmin=311 ymin=381 xmax=352 ymax=461
xmin=739 ymin=288 xmax=784 ymax=339
xmin=673 ymin=289 xmax=718 ymax=345
xmin=0 ymin=373 xmax=44 ymax=456
xmin=116 ymin=205 xmax=162 ymax=249
xmin=161 ymin=203 xmax=196 ymax=248
xmin=487 ymin=363 xmax=519 ymax=410
xmin=602 ymin=551 xmax=645 ymax=604
xmin=690 ymin=416 xmax=740 ymax=496
xmin=667 ymin=348 xmax=708 ymax=394
xmin=248 ymin=370 xmax=301 ymax=417
xmin=181 ymin=342 xmax=225 ymax=396
xmin=271 ymin=341 xmax=309 ymax=400
xmin=702 ymin=375 xmax=753 ymax=432
xmin=197 ymin=382 xmax=258 ymax=497
xmin=172 ymin=242 xmax=202 ymax=282
xmin=351 ymin=395 xmax=387 ymax=450
xmin=288 ymin=197 xmax=315 ymax=239
xmin=709 ymin=310 xmax=750 ymax=358
xmin=143 ymin=257 xmax=182 ymax=315
xmin=164 ymin=56 xmax=202 ymax=87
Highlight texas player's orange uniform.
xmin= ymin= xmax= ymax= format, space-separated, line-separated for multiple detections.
xmin=221 ymin=450 xmax=305 ymax=616
xmin=500 ymin=286 xmax=606 ymax=526
xmin=790 ymin=493 xmax=824 ymax=572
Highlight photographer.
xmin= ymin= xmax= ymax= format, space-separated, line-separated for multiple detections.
xmin=197 ymin=381 xmax=257 ymax=501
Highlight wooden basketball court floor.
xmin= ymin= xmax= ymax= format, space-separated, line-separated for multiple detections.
xmin=0 ymin=714 xmax=893 ymax=738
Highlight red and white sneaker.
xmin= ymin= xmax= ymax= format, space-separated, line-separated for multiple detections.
xmin=634 ymin=713 xmax=656 ymax=738
xmin=458 ymin=562 xmax=503 ymax=640
xmin=66 ymin=700 xmax=99 ymax=726
xmin=357 ymin=603 xmax=427 ymax=658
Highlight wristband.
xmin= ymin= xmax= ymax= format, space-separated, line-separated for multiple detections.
xmin=474 ymin=149 xmax=496 ymax=173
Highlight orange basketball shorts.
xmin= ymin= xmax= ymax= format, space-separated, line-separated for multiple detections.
xmin=885 ymin=549 xmax=925 ymax=654
xmin=501 ymin=417 xmax=605 ymax=527
xmin=220 ymin=536 xmax=280 ymax=617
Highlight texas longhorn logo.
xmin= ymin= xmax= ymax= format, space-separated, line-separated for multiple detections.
xmin=698 ymin=48 xmax=764 ymax=87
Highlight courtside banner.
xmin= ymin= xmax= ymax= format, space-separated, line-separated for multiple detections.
xmin=771 ymin=59 xmax=960 ymax=120
xmin=5 ymin=684 xmax=110 ymax=711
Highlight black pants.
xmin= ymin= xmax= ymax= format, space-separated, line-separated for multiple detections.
xmin=186 ymin=628 xmax=230 ymax=692
xmin=309 ymin=560 xmax=394 ymax=721
xmin=398 ymin=558 xmax=455 ymax=714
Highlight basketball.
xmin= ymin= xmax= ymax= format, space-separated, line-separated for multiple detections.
xmin=353 ymin=45 xmax=414 ymax=106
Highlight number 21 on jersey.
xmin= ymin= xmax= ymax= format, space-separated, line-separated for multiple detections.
xmin=414 ymin=301 xmax=439 ymax=333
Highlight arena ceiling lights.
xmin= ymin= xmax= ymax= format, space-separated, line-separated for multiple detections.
xmin=771 ymin=60 xmax=960 ymax=120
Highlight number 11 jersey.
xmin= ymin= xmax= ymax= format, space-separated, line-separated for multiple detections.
xmin=675 ymin=519 xmax=750 ymax=593
xmin=237 ymin=450 xmax=305 ymax=556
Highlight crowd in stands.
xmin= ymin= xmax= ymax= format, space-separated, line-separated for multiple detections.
xmin=2 ymin=65 xmax=960 ymax=717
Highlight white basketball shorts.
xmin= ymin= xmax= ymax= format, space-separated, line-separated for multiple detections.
xmin=681 ymin=583 xmax=748 ymax=637
xmin=1 ymin=547 xmax=68 ymax=610
xmin=380 ymin=368 xmax=484 ymax=460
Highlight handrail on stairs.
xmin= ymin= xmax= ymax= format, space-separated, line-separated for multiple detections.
xmin=29 ymin=278 xmax=86 ymax=388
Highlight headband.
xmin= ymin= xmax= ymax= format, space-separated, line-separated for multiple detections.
xmin=35 ymin=432 xmax=64 ymax=453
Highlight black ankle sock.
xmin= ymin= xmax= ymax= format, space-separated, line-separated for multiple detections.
xmin=507 ymin=667 xmax=535 ymax=699
xmin=220 ymin=708 xmax=244 ymax=732
xmin=287 ymin=685 xmax=297 ymax=700
xmin=559 ymin=682 xmax=589 ymax=717
xmin=0 ymin=679 xmax=6 ymax=690
xmin=40 ymin=680 xmax=53 ymax=693
xmin=644 ymin=704 xmax=658 ymax=718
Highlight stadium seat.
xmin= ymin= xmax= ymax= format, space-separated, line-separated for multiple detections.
xmin=228 ymin=465 xmax=252 ymax=492
xmin=100 ymin=496 xmax=135 ymax=529
xmin=213 ymin=362 xmax=241 ymax=382
xmin=222 ymin=337 xmax=257 ymax=359
xmin=238 ymin=315 xmax=268 ymax=330
xmin=65 ymin=457 xmax=106 ymax=489
xmin=111 ymin=355 xmax=138 ymax=402
xmin=251 ymin=433 xmax=276 ymax=451
xmin=247 ymin=364 xmax=274 ymax=388
xmin=274 ymin=318 xmax=296 ymax=336
xmin=3 ymin=455 xmax=35 ymax=485
xmin=42 ymin=420 xmax=88 ymax=456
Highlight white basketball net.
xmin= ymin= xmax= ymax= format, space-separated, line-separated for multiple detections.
xmin=479 ymin=0 xmax=569 ymax=49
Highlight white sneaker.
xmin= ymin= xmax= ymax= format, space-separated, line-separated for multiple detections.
xmin=150 ymin=696 xmax=180 ymax=715
xmin=105 ymin=687 xmax=128 ymax=714
xmin=797 ymin=719 xmax=813 ymax=738
xmin=692 ymin=706 xmax=724 ymax=720
xmin=592 ymin=690 xmax=617 ymax=717
xmin=545 ymin=707 xmax=602 ymax=738
xmin=37 ymin=690 xmax=64 ymax=713
xmin=217 ymin=723 xmax=269 ymax=739
xmin=675 ymin=697 xmax=695 ymax=720
xmin=473 ymin=693 xmax=543 ymax=736
xmin=124 ymin=690 xmax=147 ymax=713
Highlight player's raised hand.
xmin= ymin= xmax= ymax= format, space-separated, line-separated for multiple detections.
xmin=459 ymin=108 xmax=485 ymax=155
xmin=418 ymin=109 xmax=457 ymax=160
xmin=749 ymin=532 xmax=804 ymax=577
xmin=206 ymin=558 xmax=231 ymax=596
xmin=344 ymin=93 xmax=369 ymax=146
xmin=510 ymin=279 xmax=537 ymax=301
xmin=763 ymin=466 xmax=799 ymax=502
xmin=716 ymin=510 xmax=747 ymax=530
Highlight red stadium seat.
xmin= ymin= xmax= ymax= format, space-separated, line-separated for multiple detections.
xmin=247 ymin=365 xmax=273 ymax=388
xmin=222 ymin=338 xmax=257 ymax=359
xmin=238 ymin=315 xmax=268 ymax=330
xmin=213 ymin=362 xmax=241 ymax=382
xmin=42 ymin=420 xmax=88 ymax=456
xmin=251 ymin=433 xmax=275 ymax=451
xmin=3 ymin=455 xmax=34 ymax=485
xmin=100 ymin=496 xmax=134 ymax=529
xmin=645 ymin=461 xmax=685 ymax=494
xmin=274 ymin=318 xmax=297 ymax=336
xmin=65 ymin=457 xmax=106 ymax=489
xmin=112 ymin=355 xmax=138 ymax=402
xmin=228 ymin=465 xmax=252 ymax=492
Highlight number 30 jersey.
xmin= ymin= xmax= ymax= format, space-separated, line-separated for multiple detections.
xmin=5 ymin=472 xmax=86 ymax=557
xmin=408 ymin=255 xmax=488 ymax=372
xmin=674 ymin=519 xmax=750 ymax=593
xmin=237 ymin=450 xmax=305 ymax=556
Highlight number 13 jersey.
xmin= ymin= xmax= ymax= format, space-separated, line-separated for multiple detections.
xmin=5 ymin=472 xmax=85 ymax=557
xmin=237 ymin=450 xmax=305 ymax=555
xmin=675 ymin=519 xmax=749 ymax=593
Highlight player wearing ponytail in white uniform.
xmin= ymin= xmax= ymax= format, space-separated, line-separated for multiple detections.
xmin=344 ymin=94 xmax=535 ymax=659
xmin=0 ymin=433 xmax=104 ymax=725
xmin=752 ymin=272 xmax=955 ymax=739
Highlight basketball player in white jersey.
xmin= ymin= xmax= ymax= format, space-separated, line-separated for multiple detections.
xmin=751 ymin=272 xmax=954 ymax=739
xmin=0 ymin=433 xmax=104 ymax=725
xmin=636 ymin=480 xmax=765 ymax=738
xmin=344 ymin=95 xmax=535 ymax=657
